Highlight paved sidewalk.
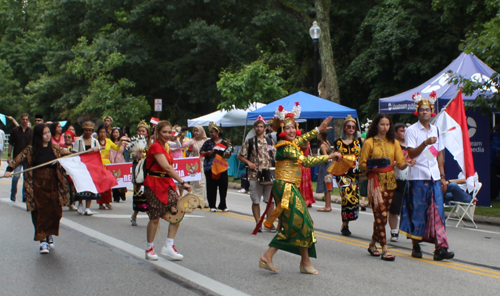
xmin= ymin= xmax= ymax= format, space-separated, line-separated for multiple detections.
xmin=228 ymin=182 xmax=500 ymax=227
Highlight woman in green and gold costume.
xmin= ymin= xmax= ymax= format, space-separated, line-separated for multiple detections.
xmin=259 ymin=103 xmax=342 ymax=275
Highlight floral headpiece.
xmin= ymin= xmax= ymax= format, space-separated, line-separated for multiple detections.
xmin=137 ymin=119 xmax=150 ymax=131
xmin=272 ymin=102 xmax=302 ymax=137
xmin=208 ymin=121 xmax=221 ymax=133
xmin=412 ymin=91 xmax=437 ymax=116
xmin=254 ymin=115 xmax=266 ymax=125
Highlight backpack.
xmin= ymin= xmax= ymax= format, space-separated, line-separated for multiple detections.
xmin=132 ymin=157 xmax=157 ymax=184
xmin=248 ymin=137 xmax=274 ymax=162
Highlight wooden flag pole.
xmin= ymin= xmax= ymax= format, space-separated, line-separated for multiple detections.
xmin=1 ymin=150 xmax=96 ymax=178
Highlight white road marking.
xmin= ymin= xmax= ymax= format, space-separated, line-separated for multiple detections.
xmin=1 ymin=197 xmax=250 ymax=296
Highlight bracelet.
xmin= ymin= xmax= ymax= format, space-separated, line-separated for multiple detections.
xmin=440 ymin=174 xmax=446 ymax=178
xmin=180 ymin=181 xmax=186 ymax=186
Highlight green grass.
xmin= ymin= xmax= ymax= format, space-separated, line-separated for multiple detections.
xmin=474 ymin=200 xmax=500 ymax=217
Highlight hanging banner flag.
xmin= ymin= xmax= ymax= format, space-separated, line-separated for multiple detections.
xmin=104 ymin=157 xmax=202 ymax=188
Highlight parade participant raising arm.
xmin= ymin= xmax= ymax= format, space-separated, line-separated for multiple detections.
xmin=4 ymin=124 xmax=99 ymax=254
xmin=259 ymin=103 xmax=342 ymax=275
xmin=143 ymin=121 xmax=192 ymax=261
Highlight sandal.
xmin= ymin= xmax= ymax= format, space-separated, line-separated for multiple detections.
xmin=106 ymin=204 xmax=113 ymax=210
xmin=299 ymin=265 xmax=319 ymax=275
xmin=99 ymin=205 xmax=106 ymax=210
xmin=317 ymin=208 xmax=332 ymax=212
xmin=367 ymin=244 xmax=381 ymax=257
xmin=381 ymin=251 xmax=396 ymax=261
xmin=360 ymin=203 xmax=366 ymax=211
xmin=130 ymin=217 xmax=138 ymax=226
xmin=259 ymin=260 xmax=279 ymax=273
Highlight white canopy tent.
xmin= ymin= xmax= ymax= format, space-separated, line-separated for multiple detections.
xmin=187 ymin=103 xmax=266 ymax=127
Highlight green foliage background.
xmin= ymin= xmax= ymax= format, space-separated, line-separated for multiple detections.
xmin=0 ymin=0 xmax=499 ymax=133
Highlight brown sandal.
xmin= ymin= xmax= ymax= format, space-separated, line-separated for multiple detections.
xmin=381 ymin=251 xmax=396 ymax=261
xmin=367 ymin=244 xmax=381 ymax=257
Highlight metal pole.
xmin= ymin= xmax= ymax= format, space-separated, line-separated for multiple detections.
xmin=313 ymin=39 xmax=319 ymax=97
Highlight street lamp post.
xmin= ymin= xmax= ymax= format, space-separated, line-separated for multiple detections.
xmin=309 ymin=21 xmax=321 ymax=97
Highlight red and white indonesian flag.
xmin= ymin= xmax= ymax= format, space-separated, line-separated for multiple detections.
xmin=434 ymin=92 xmax=475 ymax=192
xmin=58 ymin=151 xmax=118 ymax=193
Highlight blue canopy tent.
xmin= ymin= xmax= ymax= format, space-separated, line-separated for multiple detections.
xmin=379 ymin=53 xmax=496 ymax=113
xmin=247 ymin=91 xmax=358 ymax=120
xmin=378 ymin=52 xmax=497 ymax=207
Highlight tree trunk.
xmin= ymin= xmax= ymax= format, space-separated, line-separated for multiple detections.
xmin=315 ymin=0 xmax=343 ymax=138
xmin=315 ymin=0 xmax=340 ymax=104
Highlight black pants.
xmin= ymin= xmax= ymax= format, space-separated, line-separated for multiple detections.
xmin=112 ymin=188 xmax=126 ymax=202
xmin=204 ymin=170 xmax=228 ymax=210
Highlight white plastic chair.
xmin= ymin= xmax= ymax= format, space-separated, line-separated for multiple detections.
xmin=446 ymin=182 xmax=482 ymax=228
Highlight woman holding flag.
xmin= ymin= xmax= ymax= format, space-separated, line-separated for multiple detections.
xmin=4 ymin=123 xmax=99 ymax=254
xmin=199 ymin=122 xmax=232 ymax=212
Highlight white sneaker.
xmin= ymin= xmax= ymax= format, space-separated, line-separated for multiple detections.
xmin=47 ymin=235 xmax=54 ymax=249
xmin=40 ymin=242 xmax=49 ymax=254
xmin=84 ymin=208 xmax=93 ymax=216
xmin=77 ymin=203 xmax=84 ymax=215
xmin=69 ymin=204 xmax=78 ymax=211
xmin=237 ymin=189 xmax=247 ymax=193
xmin=145 ymin=247 xmax=158 ymax=260
xmin=161 ymin=243 xmax=184 ymax=260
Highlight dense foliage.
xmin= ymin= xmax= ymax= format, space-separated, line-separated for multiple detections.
xmin=0 ymin=0 xmax=498 ymax=131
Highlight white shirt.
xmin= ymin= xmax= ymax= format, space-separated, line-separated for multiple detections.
xmin=0 ymin=129 xmax=5 ymax=153
xmin=405 ymin=121 xmax=444 ymax=181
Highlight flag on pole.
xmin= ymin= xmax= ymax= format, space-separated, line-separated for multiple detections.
xmin=150 ymin=117 xmax=159 ymax=125
xmin=434 ymin=92 xmax=475 ymax=192
xmin=58 ymin=152 xmax=118 ymax=193
xmin=0 ymin=113 xmax=6 ymax=125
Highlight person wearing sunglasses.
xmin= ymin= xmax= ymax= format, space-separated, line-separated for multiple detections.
xmin=333 ymin=115 xmax=363 ymax=236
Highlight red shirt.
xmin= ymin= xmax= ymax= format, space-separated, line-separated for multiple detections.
xmin=144 ymin=141 xmax=177 ymax=204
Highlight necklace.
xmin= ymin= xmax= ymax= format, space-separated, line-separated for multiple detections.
xmin=275 ymin=141 xmax=304 ymax=155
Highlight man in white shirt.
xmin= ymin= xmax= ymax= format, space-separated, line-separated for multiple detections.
xmin=399 ymin=92 xmax=455 ymax=261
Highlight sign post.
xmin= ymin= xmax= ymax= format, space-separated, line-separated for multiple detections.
xmin=154 ymin=98 xmax=162 ymax=119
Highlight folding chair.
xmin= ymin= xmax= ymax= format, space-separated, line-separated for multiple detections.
xmin=446 ymin=182 xmax=482 ymax=228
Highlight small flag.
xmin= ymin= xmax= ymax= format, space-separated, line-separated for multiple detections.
xmin=150 ymin=117 xmax=159 ymax=125
xmin=0 ymin=113 xmax=6 ymax=125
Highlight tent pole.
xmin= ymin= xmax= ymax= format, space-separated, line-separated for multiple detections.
xmin=235 ymin=123 xmax=248 ymax=179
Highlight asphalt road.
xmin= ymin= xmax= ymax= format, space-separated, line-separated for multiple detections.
xmin=1 ymin=173 xmax=500 ymax=295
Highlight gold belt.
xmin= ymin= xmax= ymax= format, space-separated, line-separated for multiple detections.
xmin=275 ymin=159 xmax=302 ymax=187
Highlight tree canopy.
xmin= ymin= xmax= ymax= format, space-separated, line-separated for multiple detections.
xmin=0 ymin=0 xmax=498 ymax=131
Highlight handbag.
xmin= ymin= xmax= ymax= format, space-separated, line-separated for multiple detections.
xmin=366 ymin=158 xmax=391 ymax=169
xmin=257 ymin=168 xmax=274 ymax=185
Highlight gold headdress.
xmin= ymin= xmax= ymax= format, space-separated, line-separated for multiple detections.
xmin=81 ymin=121 xmax=95 ymax=130
xmin=412 ymin=91 xmax=437 ymax=116
xmin=271 ymin=102 xmax=302 ymax=133
xmin=208 ymin=122 xmax=221 ymax=133
xmin=137 ymin=119 xmax=150 ymax=131
xmin=343 ymin=115 xmax=356 ymax=124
